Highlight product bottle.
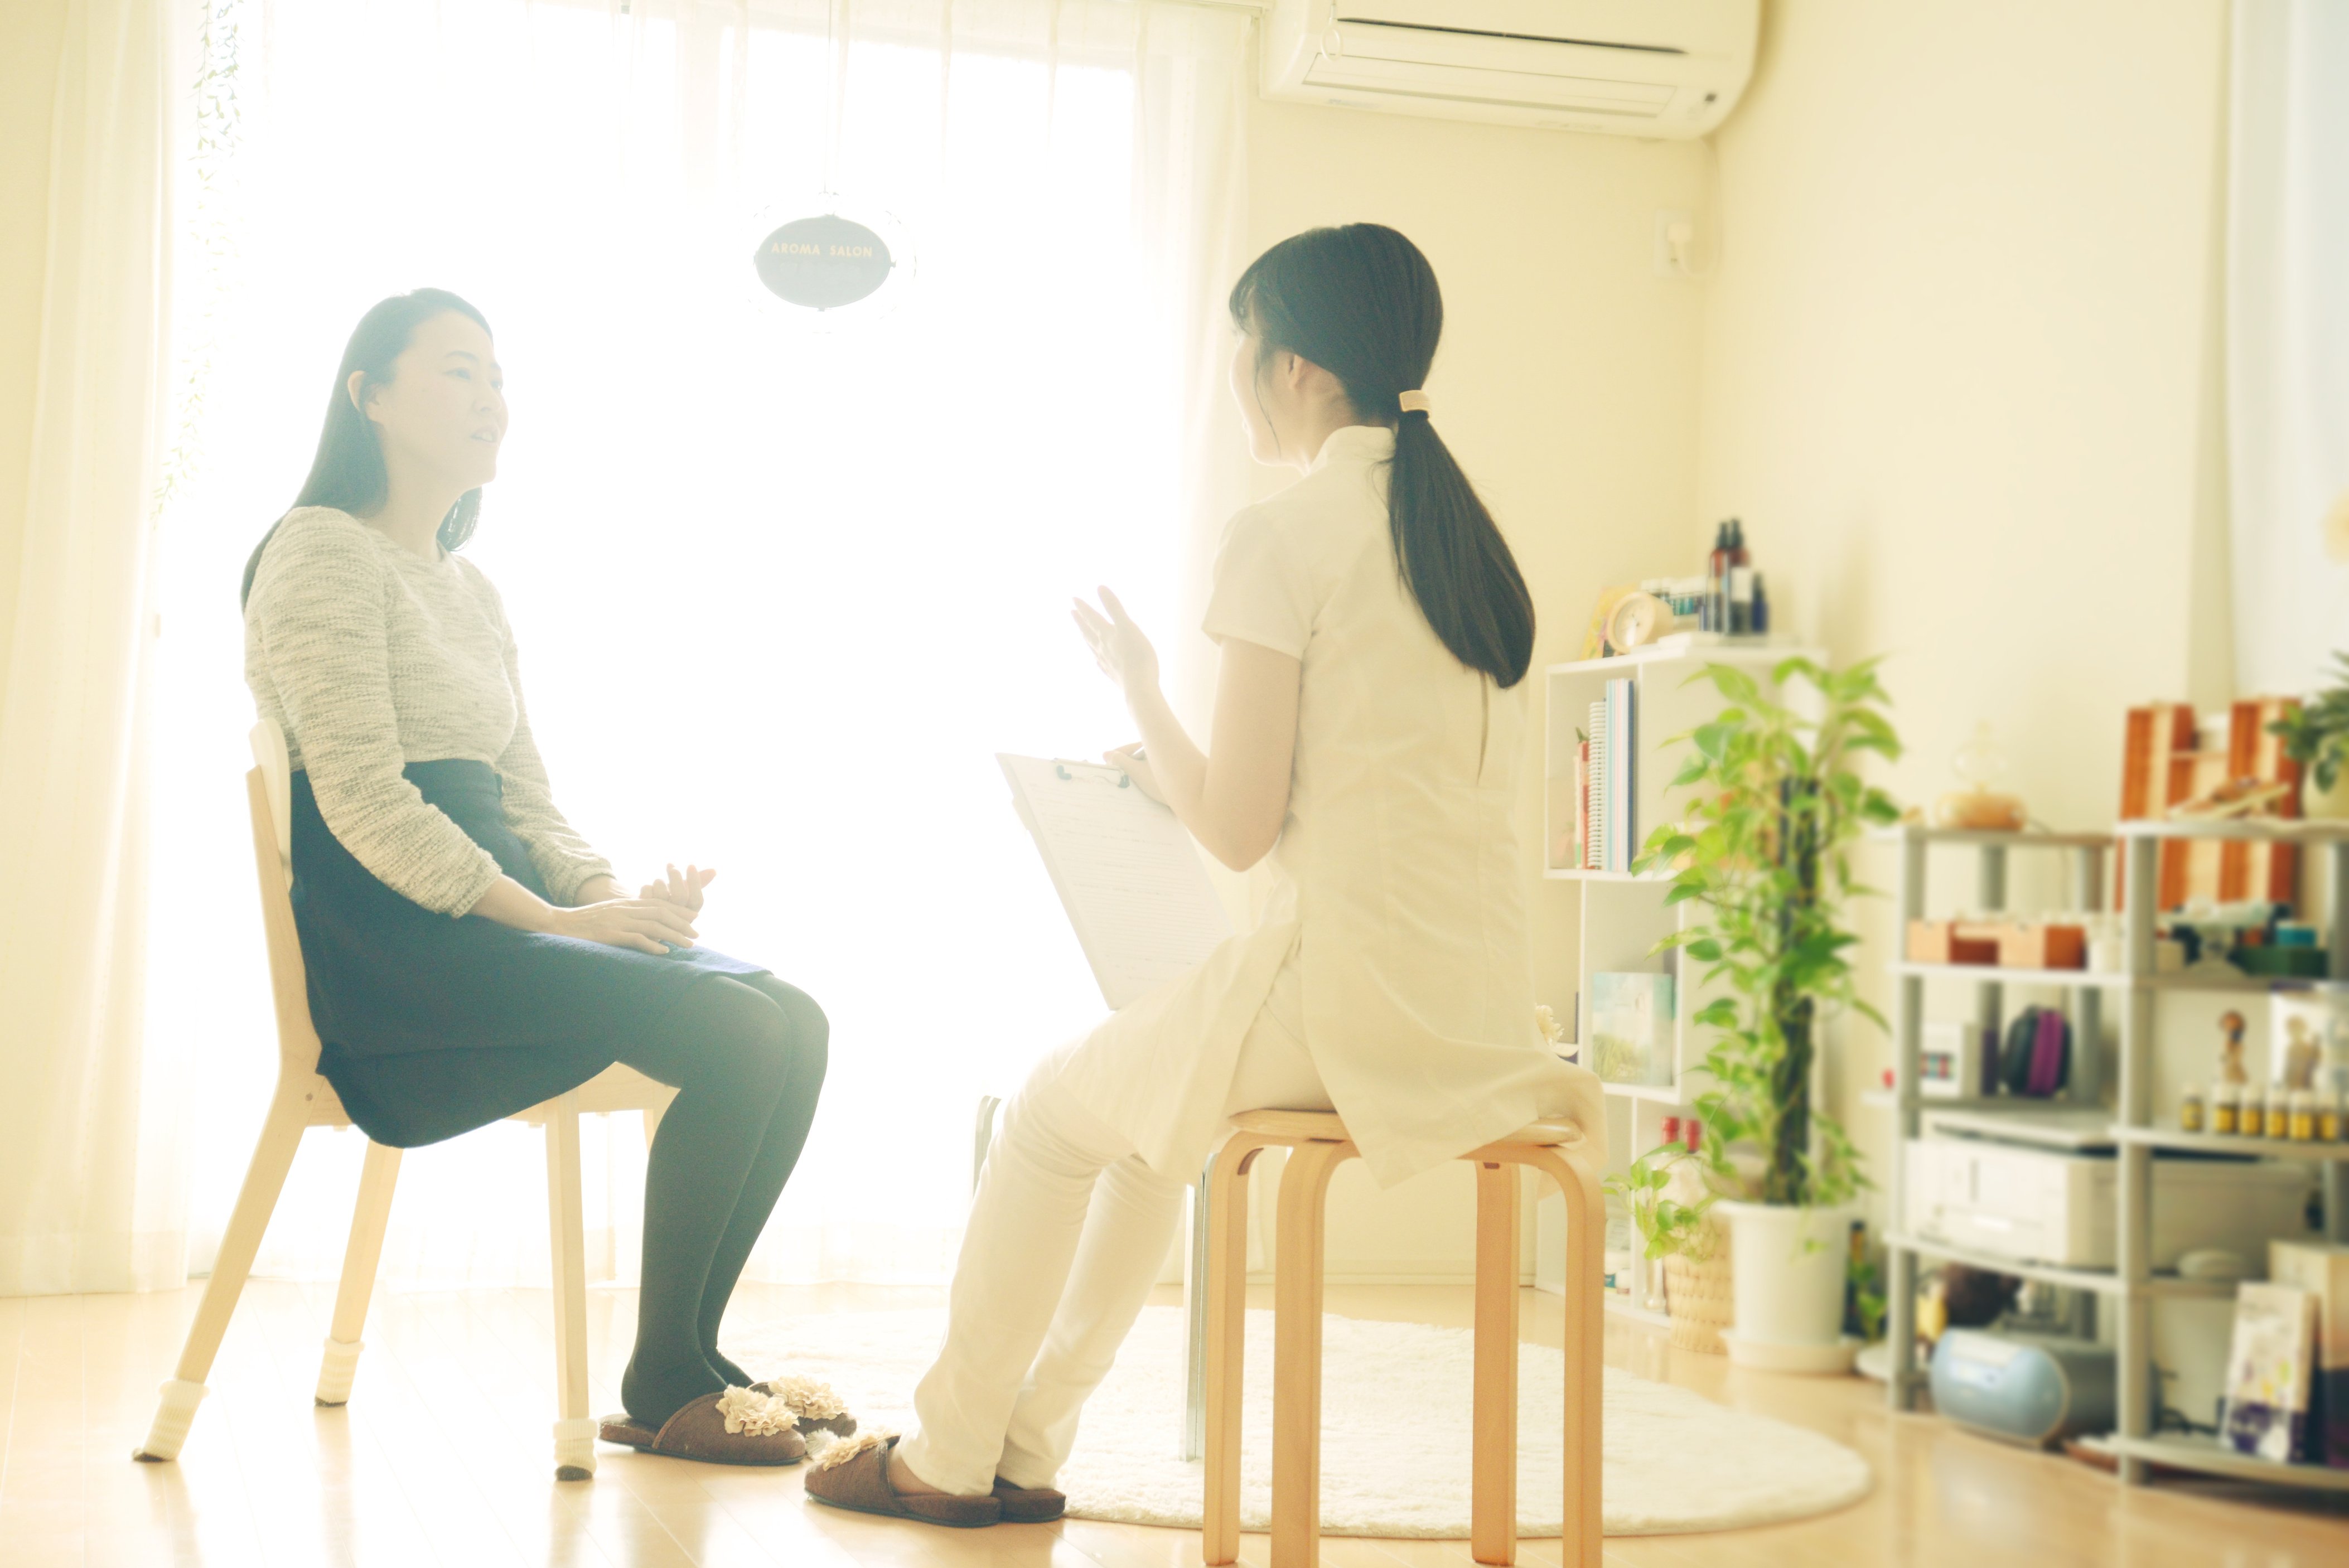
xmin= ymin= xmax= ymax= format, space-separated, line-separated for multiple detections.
xmin=1750 ymin=572 xmax=1770 ymax=635
xmin=1703 ymin=521 xmax=1734 ymax=632
xmin=1723 ymin=519 xmax=1754 ymax=634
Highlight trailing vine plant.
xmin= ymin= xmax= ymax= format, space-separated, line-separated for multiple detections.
xmin=1632 ymin=657 xmax=1903 ymax=1209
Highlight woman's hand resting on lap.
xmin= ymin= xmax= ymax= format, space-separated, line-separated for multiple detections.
xmin=548 ymin=894 xmax=699 ymax=955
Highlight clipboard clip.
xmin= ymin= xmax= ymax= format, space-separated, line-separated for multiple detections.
xmin=1055 ymin=762 xmax=1132 ymax=788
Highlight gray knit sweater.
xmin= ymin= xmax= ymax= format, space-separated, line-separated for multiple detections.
xmin=243 ymin=506 xmax=616 ymax=916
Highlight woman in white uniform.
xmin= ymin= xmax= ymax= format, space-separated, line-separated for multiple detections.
xmin=806 ymin=224 xmax=1603 ymax=1527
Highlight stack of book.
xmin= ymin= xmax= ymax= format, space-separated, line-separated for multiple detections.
xmin=1574 ymin=677 xmax=1638 ymax=872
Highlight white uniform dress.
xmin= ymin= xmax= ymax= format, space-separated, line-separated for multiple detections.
xmin=899 ymin=423 xmax=1603 ymax=1497
xmin=1051 ymin=423 xmax=1601 ymax=1186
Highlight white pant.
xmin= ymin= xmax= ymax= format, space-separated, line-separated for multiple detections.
xmin=900 ymin=1003 xmax=1330 ymax=1495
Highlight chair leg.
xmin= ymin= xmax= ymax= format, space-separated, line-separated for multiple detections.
xmin=544 ymin=1094 xmax=597 ymax=1481
xmin=1202 ymin=1136 xmax=1270 ymax=1566
xmin=1270 ymin=1139 xmax=1352 ymax=1568
xmin=316 ymin=1140 xmax=402 ymax=1406
xmin=1471 ymin=1162 xmax=1522 ymax=1565
xmin=135 ymin=1078 xmax=312 ymax=1462
xmin=1517 ymin=1147 xmax=1604 ymax=1568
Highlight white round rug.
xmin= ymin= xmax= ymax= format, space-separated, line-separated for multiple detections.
xmin=733 ymin=1306 xmax=1870 ymax=1537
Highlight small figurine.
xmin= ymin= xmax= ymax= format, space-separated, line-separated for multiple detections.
xmin=2218 ymin=1010 xmax=2249 ymax=1086
xmin=2282 ymin=1016 xmax=2322 ymax=1091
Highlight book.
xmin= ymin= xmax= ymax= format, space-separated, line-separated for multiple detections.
xmin=1589 ymin=971 xmax=1674 ymax=1086
xmin=1605 ymin=677 xmax=1636 ymax=870
xmin=2221 ymin=1281 xmax=2317 ymax=1463
xmin=1587 ymin=701 xmax=1609 ymax=871
xmin=1574 ymin=737 xmax=1590 ymax=870
xmin=2270 ymin=1241 xmax=2349 ymax=1467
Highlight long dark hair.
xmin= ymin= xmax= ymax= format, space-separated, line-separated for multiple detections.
xmin=1229 ymin=225 xmax=1534 ymax=688
xmin=240 ymin=288 xmax=494 ymax=609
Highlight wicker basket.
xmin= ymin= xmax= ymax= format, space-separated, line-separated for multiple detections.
xmin=1662 ymin=1230 xmax=1733 ymax=1355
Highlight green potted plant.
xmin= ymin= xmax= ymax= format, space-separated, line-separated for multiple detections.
xmin=2270 ymin=655 xmax=2349 ymax=820
xmin=1604 ymin=1139 xmax=1732 ymax=1353
xmin=1633 ymin=656 xmax=1902 ymax=1369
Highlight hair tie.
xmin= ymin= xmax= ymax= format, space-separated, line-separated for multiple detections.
xmin=1397 ymin=389 xmax=1432 ymax=417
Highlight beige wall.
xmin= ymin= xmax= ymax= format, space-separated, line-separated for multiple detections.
xmin=1243 ymin=96 xmax=1709 ymax=1276
xmin=1693 ymin=0 xmax=2234 ymax=1158
xmin=0 ymin=0 xmax=70 ymax=697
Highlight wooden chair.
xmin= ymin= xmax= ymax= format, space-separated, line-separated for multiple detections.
xmin=133 ymin=719 xmax=678 ymax=1480
xmin=1200 ymin=1110 xmax=1603 ymax=1568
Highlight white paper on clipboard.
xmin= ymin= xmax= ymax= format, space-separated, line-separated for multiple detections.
xmin=998 ymin=753 xmax=1233 ymax=1009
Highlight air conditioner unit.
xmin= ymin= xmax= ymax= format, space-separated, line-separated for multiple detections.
xmin=1262 ymin=1 xmax=1760 ymax=139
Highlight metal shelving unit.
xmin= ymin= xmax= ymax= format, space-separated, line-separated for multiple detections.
xmin=1879 ymin=817 xmax=2349 ymax=1493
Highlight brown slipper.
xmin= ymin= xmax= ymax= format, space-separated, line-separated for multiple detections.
xmin=597 ymin=1387 xmax=808 ymax=1466
xmin=993 ymin=1476 xmax=1067 ymax=1523
xmin=804 ymin=1433 xmax=1000 ymax=1528
xmin=750 ymin=1373 xmax=860 ymax=1440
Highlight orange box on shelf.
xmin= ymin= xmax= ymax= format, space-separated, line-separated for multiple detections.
xmin=1994 ymin=922 xmax=2087 ymax=971
xmin=1907 ymin=920 xmax=2000 ymax=966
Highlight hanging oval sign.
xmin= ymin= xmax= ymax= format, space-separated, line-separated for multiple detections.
xmin=751 ymin=214 xmax=894 ymax=310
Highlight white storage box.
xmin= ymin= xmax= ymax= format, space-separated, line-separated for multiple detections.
xmin=1904 ymin=1136 xmax=2314 ymax=1271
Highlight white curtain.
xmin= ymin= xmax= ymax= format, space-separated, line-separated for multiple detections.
xmin=149 ymin=0 xmax=1251 ymax=1291
xmin=2229 ymin=0 xmax=2349 ymax=695
xmin=0 ymin=0 xmax=185 ymax=1296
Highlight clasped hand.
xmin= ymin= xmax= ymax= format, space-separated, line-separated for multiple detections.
xmin=557 ymin=864 xmax=717 ymax=956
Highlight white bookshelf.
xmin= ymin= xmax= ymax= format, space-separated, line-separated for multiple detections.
xmin=1543 ymin=638 xmax=1818 ymax=1319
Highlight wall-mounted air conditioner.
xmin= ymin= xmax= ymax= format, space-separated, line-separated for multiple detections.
xmin=1262 ymin=1 xmax=1760 ymax=139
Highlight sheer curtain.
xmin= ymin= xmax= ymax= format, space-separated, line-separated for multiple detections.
xmin=152 ymin=0 xmax=1250 ymax=1290
xmin=2228 ymin=0 xmax=2349 ymax=695
xmin=0 ymin=0 xmax=185 ymax=1297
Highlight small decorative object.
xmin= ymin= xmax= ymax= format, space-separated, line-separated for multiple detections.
xmin=2219 ymin=1009 xmax=2251 ymax=1086
xmin=2323 ymin=1089 xmax=2346 ymax=1144
xmin=1589 ymin=972 xmax=1675 ymax=1086
xmin=1998 ymin=1006 xmax=2071 ymax=1098
xmin=2221 ymin=1283 xmax=2318 ymax=1463
xmin=2272 ymin=985 xmax=2349 ymax=1100
xmin=2265 ymin=1086 xmax=2292 ymax=1140
xmin=1930 ymin=722 xmax=2026 ymax=831
xmin=1604 ymin=590 xmax=1678 ymax=654
xmin=1919 ymin=1019 xmax=1991 ymax=1100
xmin=2179 ymin=1085 xmax=2206 ymax=1133
xmin=2271 ymin=654 xmax=2349 ymax=819
xmin=2212 ymin=1083 xmax=2241 ymax=1135
xmin=1907 ymin=919 xmax=1999 ymax=966
xmin=1994 ymin=920 xmax=2087 ymax=971
xmin=1536 ymin=1003 xmax=1574 ymax=1063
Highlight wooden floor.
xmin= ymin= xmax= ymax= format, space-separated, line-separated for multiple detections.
xmin=4 ymin=1277 xmax=2346 ymax=1567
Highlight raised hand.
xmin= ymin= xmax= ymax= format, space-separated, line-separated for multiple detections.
xmin=1072 ymin=587 xmax=1160 ymax=696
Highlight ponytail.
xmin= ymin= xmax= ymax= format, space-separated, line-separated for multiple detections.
xmin=1229 ymin=225 xmax=1535 ymax=687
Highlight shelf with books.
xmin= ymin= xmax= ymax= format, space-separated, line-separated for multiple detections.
xmin=1543 ymin=642 xmax=1823 ymax=1328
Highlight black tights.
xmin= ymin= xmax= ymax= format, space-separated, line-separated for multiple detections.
xmin=615 ymin=973 xmax=828 ymax=1425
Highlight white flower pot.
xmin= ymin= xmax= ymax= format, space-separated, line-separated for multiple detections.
xmin=1714 ymin=1199 xmax=1858 ymax=1373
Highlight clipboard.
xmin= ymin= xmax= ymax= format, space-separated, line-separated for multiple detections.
xmin=999 ymin=753 xmax=1233 ymax=1009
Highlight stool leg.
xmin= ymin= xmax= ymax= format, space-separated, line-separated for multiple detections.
xmin=1271 ymin=1140 xmax=1351 ymax=1568
xmin=316 ymin=1140 xmax=402 ymax=1406
xmin=544 ymin=1096 xmax=597 ymax=1481
xmin=1472 ymin=1162 xmax=1521 ymax=1565
xmin=1203 ymin=1138 xmax=1267 ymax=1566
xmin=1522 ymin=1148 xmax=1603 ymax=1568
xmin=136 ymin=1076 xmax=311 ymax=1462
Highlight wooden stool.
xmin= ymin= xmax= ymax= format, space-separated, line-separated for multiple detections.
xmin=133 ymin=720 xmax=679 ymax=1480
xmin=1200 ymin=1110 xmax=1602 ymax=1568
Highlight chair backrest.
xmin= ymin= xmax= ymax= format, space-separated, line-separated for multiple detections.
xmin=246 ymin=717 xmax=325 ymax=1076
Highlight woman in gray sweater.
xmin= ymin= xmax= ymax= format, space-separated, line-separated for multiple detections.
xmin=241 ymin=289 xmax=836 ymax=1465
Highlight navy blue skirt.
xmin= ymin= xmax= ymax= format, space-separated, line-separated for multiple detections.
xmin=291 ymin=759 xmax=771 ymax=1146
